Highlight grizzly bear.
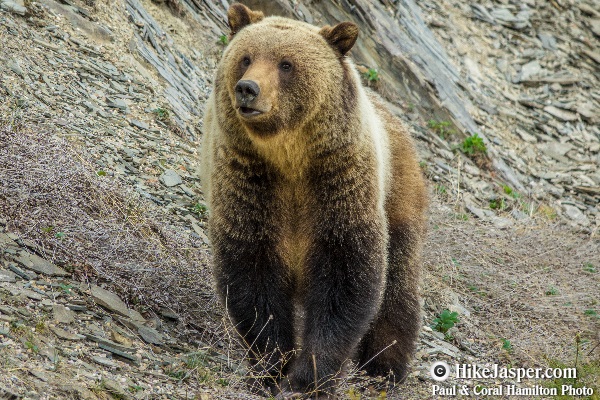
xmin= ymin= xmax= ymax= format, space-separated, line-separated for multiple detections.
xmin=200 ymin=3 xmax=427 ymax=397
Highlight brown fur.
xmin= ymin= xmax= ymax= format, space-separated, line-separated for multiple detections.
xmin=200 ymin=3 xmax=427 ymax=397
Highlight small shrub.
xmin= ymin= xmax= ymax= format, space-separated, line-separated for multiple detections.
xmin=59 ymin=283 xmax=73 ymax=294
xmin=489 ymin=198 xmax=506 ymax=210
xmin=583 ymin=263 xmax=597 ymax=273
xmin=152 ymin=107 xmax=170 ymax=122
xmin=128 ymin=385 xmax=143 ymax=393
xmin=501 ymin=338 xmax=513 ymax=353
xmin=218 ymin=35 xmax=229 ymax=46
xmin=193 ymin=202 xmax=207 ymax=216
xmin=25 ymin=340 xmax=39 ymax=353
xmin=364 ymin=68 xmax=379 ymax=82
xmin=454 ymin=213 xmax=469 ymax=221
xmin=427 ymin=120 xmax=455 ymax=139
xmin=432 ymin=309 xmax=459 ymax=334
xmin=584 ymin=309 xmax=597 ymax=317
xmin=545 ymin=286 xmax=559 ymax=296
xmin=434 ymin=183 xmax=447 ymax=196
xmin=461 ymin=133 xmax=487 ymax=156
xmin=217 ymin=378 xmax=229 ymax=387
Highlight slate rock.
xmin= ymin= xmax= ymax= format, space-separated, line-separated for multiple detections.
xmin=563 ymin=204 xmax=590 ymax=226
xmin=50 ymin=326 xmax=84 ymax=341
xmin=7 ymin=57 xmax=24 ymax=76
xmin=92 ymin=355 xmax=118 ymax=368
xmin=90 ymin=285 xmax=145 ymax=321
xmin=537 ymin=32 xmax=557 ymax=50
xmin=138 ymin=325 xmax=164 ymax=346
xmin=0 ymin=268 xmax=17 ymax=283
xmin=544 ymin=105 xmax=578 ymax=122
xmin=518 ymin=60 xmax=541 ymax=82
xmin=0 ymin=232 xmax=18 ymax=248
xmin=159 ymin=169 xmax=182 ymax=187
xmin=7 ymin=263 xmax=37 ymax=280
xmin=13 ymin=251 xmax=68 ymax=277
xmin=53 ymin=304 xmax=76 ymax=324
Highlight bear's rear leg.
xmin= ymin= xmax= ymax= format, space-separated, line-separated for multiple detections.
xmin=356 ymin=222 xmax=423 ymax=384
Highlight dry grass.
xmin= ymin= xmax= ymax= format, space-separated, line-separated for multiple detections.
xmin=0 ymin=103 xmax=219 ymax=341
xmin=423 ymin=198 xmax=600 ymax=371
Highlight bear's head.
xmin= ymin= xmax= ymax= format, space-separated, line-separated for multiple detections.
xmin=218 ymin=3 xmax=359 ymax=137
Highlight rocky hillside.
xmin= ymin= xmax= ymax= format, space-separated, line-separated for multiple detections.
xmin=0 ymin=0 xmax=598 ymax=399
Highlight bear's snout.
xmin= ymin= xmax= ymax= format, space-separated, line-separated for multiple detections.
xmin=235 ymin=80 xmax=260 ymax=104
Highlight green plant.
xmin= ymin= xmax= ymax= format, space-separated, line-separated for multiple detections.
xmin=364 ymin=68 xmax=379 ymax=82
xmin=468 ymin=285 xmax=487 ymax=297
xmin=489 ymin=198 xmax=506 ymax=210
xmin=35 ymin=320 xmax=48 ymax=334
xmin=152 ymin=107 xmax=170 ymax=122
xmin=519 ymin=200 xmax=535 ymax=215
xmin=218 ymin=35 xmax=229 ymax=46
xmin=434 ymin=183 xmax=447 ymax=195
xmin=193 ymin=202 xmax=207 ymax=216
xmin=59 ymin=283 xmax=73 ymax=294
xmin=217 ymin=378 xmax=229 ymax=387
xmin=545 ymin=286 xmax=559 ymax=296
xmin=432 ymin=309 xmax=459 ymax=334
xmin=24 ymin=340 xmax=39 ymax=353
xmin=128 ymin=385 xmax=143 ymax=393
xmin=501 ymin=338 xmax=513 ymax=353
xmin=584 ymin=309 xmax=597 ymax=317
xmin=461 ymin=133 xmax=487 ymax=156
xmin=454 ymin=213 xmax=469 ymax=221
xmin=583 ymin=263 xmax=597 ymax=273
xmin=9 ymin=322 xmax=27 ymax=337
xmin=55 ymin=232 xmax=65 ymax=239
xmin=427 ymin=120 xmax=455 ymax=139
xmin=503 ymin=185 xmax=520 ymax=199
xmin=97 ymin=170 xmax=107 ymax=176
xmin=41 ymin=226 xmax=54 ymax=233
xmin=166 ymin=368 xmax=187 ymax=380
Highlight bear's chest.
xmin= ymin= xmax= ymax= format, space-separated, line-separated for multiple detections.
xmin=276 ymin=181 xmax=312 ymax=282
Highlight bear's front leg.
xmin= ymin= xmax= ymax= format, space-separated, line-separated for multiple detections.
xmin=211 ymin=155 xmax=295 ymax=392
xmin=284 ymin=167 xmax=388 ymax=396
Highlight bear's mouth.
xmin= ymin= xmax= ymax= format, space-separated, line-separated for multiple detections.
xmin=238 ymin=106 xmax=263 ymax=118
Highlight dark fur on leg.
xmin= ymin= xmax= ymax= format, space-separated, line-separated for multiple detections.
xmin=356 ymin=222 xmax=423 ymax=383
xmin=211 ymin=154 xmax=296 ymax=389
xmin=285 ymin=156 xmax=388 ymax=395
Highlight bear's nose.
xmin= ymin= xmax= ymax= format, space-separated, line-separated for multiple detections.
xmin=235 ymin=80 xmax=260 ymax=102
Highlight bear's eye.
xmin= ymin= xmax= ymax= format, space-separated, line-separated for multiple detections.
xmin=279 ymin=61 xmax=293 ymax=72
xmin=242 ymin=57 xmax=251 ymax=67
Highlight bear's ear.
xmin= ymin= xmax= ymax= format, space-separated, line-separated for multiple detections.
xmin=228 ymin=3 xmax=264 ymax=37
xmin=319 ymin=21 xmax=359 ymax=56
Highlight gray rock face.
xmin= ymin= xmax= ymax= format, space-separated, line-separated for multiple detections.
xmin=13 ymin=252 xmax=68 ymax=277
xmin=563 ymin=204 xmax=590 ymax=226
xmin=52 ymin=304 xmax=76 ymax=324
xmin=90 ymin=285 xmax=145 ymax=321
xmin=159 ymin=169 xmax=182 ymax=187
xmin=0 ymin=268 xmax=17 ymax=283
